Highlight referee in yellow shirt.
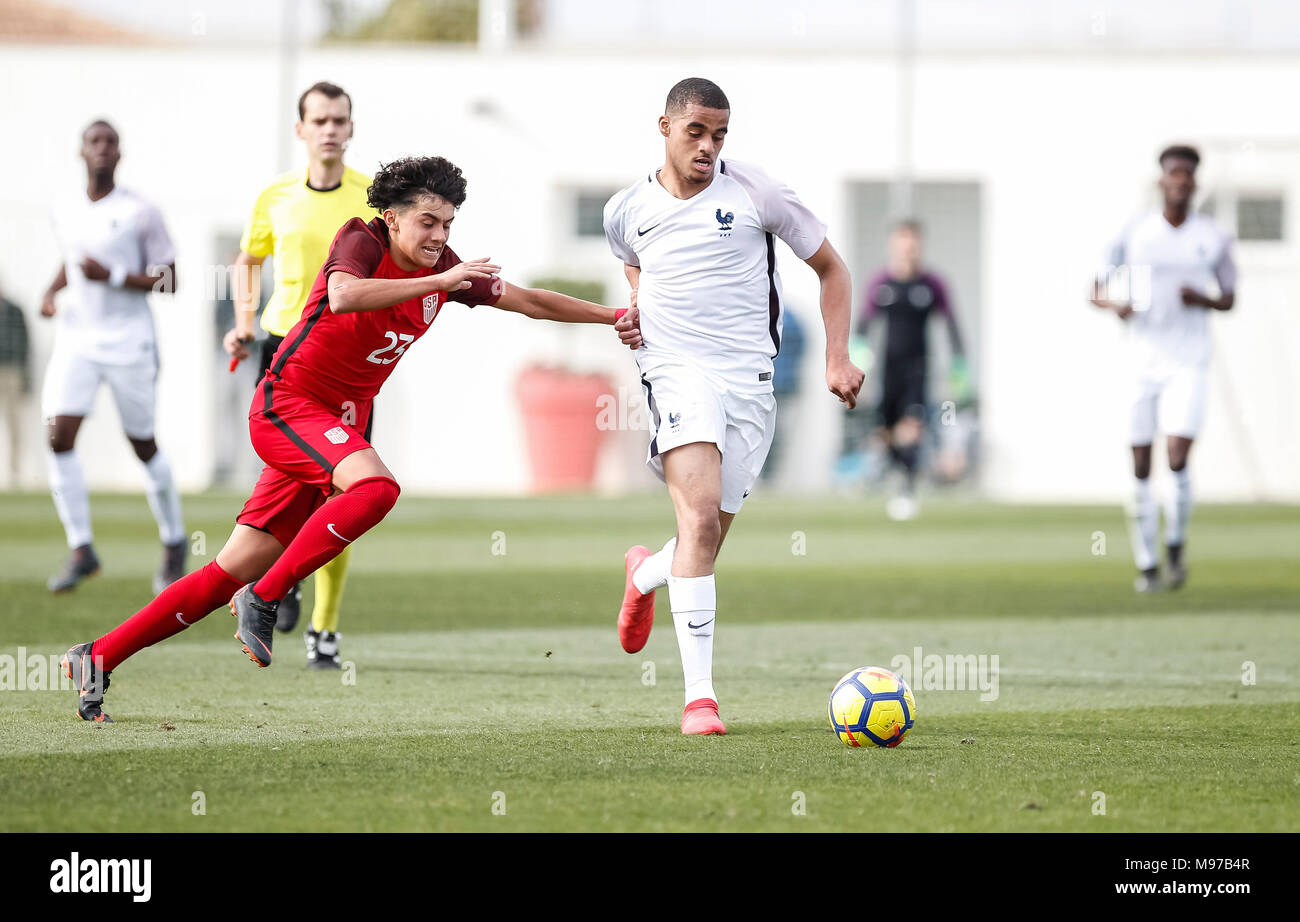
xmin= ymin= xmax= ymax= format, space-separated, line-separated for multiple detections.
xmin=223 ymin=81 xmax=375 ymax=668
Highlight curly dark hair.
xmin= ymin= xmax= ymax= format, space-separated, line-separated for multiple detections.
xmin=366 ymin=156 xmax=467 ymax=212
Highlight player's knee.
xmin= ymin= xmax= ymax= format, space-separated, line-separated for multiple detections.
xmin=48 ymin=432 xmax=74 ymax=454
xmin=129 ymin=438 xmax=158 ymax=462
xmin=677 ymin=506 xmax=721 ymax=550
xmin=1168 ymin=455 xmax=1187 ymax=473
xmin=353 ymin=475 xmax=401 ymax=515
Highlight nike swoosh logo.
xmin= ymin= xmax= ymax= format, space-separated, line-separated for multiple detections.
xmin=175 ymin=611 xmax=192 ymax=626
xmin=687 ymin=618 xmax=714 ymax=630
xmin=637 ymin=222 xmax=660 ymax=236
xmin=327 ymin=523 xmax=353 ymax=543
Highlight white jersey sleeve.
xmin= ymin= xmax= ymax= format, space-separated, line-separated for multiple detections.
xmin=602 ymin=188 xmax=640 ymax=267
xmin=138 ymin=201 xmax=176 ymax=269
xmin=723 ymin=160 xmax=827 ymax=260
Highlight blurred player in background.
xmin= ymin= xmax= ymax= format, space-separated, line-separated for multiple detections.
xmin=38 ymin=120 xmax=184 ymax=595
xmin=1090 ymin=144 xmax=1237 ymax=592
xmin=0 ymin=279 xmax=30 ymax=488
xmin=61 ymin=155 xmax=635 ymax=722
xmin=859 ymin=220 xmax=966 ymax=521
xmin=224 ymin=81 xmax=375 ymax=667
xmin=608 ymin=78 xmax=864 ymax=735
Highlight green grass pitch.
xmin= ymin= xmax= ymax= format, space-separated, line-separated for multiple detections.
xmin=1 ymin=491 xmax=1297 ymax=832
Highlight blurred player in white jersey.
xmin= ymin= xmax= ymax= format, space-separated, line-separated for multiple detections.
xmin=606 ymin=78 xmax=864 ymax=734
xmin=1091 ymin=145 xmax=1237 ymax=592
xmin=38 ymin=120 xmax=185 ymax=594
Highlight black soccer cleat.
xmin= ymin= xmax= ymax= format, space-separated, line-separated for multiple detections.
xmin=275 ymin=581 xmax=303 ymax=633
xmin=1134 ymin=567 xmax=1161 ymax=594
xmin=48 ymin=544 xmax=101 ymax=594
xmin=230 ymin=583 xmax=279 ymax=667
xmin=61 ymin=642 xmax=113 ymax=723
xmin=153 ymin=540 xmax=188 ymax=596
xmin=305 ymin=628 xmax=341 ymax=669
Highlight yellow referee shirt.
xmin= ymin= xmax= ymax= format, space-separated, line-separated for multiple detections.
xmin=239 ymin=166 xmax=375 ymax=337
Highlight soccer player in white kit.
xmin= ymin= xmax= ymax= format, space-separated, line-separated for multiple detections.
xmin=38 ymin=120 xmax=186 ymax=594
xmin=606 ymin=79 xmax=864 ymax=734
xmin=1090 ymin=145 xmax=1237 ymax=592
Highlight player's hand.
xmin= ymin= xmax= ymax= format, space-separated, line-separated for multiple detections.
xmin=40 ymin=290 xmax=57 ymax=317
xmin=80 ymin=257 xmax=111 ymax=282
xmin=615 ymin=305 xmax=642 ymax=350
xmin=438 ymin=258 xmax=500 ymax=292
xmin=1113 ymin=302 xmax=1134 ymax=320
xmin=1179 ymin=285 xmax=1208 ymax=308
xmin=826 ymin=355 xmax=865 ymax=410
xmin=223 ymin=328 xmax=252 ymax=367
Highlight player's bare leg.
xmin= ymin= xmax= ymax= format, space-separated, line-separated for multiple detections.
xmin=1129 ymin=443 xmax=1161 ymax=592
xmin=46 ymin=414 xmax=100 ymax=592
xmin=129 ymin=435 xmax=188 ymax=594
xmin=236 ymin=448 xmax=400 ymax=667
xmin=1163 ymin=435 xmax=1194 ymax=588
xmin=660 ymin=442 xmax=726 ymax=735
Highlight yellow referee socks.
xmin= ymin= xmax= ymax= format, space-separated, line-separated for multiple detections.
xmin=311 ymin=545 xmax=352 ymax=633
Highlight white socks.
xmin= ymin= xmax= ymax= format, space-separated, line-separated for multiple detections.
xmin=1164 ymin=467 xmax=1192 ymax=548
xmin=143 ymin=450 xmax=186 ymax=546
xmin=668 ymin=573 xmax=716 ymax=705
xmin=48 ymin=450 xmax=93 ymax=549
xmin=632 ymin=536 xmax=677 ymax=595
xmin=1129 ymin=476 xmax=1158 ymax=571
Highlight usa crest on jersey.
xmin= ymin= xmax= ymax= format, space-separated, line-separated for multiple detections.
xmin=422 ymin=293 xmax=441 ymax=324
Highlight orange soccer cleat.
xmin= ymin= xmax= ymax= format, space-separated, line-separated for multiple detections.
xmin=618 ymin=545 xmax=656 ymax=653
xmin=681 ymin=698 xmax=726 ymax=736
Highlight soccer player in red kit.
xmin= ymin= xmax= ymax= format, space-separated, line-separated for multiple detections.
xmin=60 ymin=156 xmax=638 ymax=721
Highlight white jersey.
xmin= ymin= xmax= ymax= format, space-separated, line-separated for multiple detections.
xmin=1103 ymin=209 xmax=1236 ymax=371
xmin=603 ymin=159 xmax=826 ymax=388
xmin=51 ymin=187 xmax=176 ymax=365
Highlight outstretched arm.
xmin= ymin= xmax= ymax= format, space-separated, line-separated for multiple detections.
xmin=805 ymin=238 xmax=865 ymax=409
xmin=493 ymin=282 xmax=621 ymax=325
xmin=327 ymin=258 xmax=500 ymax=314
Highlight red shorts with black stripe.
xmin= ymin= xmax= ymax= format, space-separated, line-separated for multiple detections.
xmin=235 ymin=376 xmax=373 ymax=547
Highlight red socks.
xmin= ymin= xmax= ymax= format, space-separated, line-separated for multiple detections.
xmin=253 ymin=476 xmax=400 ymax=602
xmin=88 ymin=477 xmax=400 ymax=673
xmin=92 ymin=560 xmax=244 ymax=671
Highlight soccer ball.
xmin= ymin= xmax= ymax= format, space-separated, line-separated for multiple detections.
xmin=828 ymin=666 xmax=916 ymax=748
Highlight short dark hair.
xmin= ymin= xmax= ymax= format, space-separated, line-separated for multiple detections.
xmin=367 ymin=156 xmax=467 ymax=212
xmin=665 ymin=77 xmax=730 ymax=115
xmin=892 ymin=218 xmax=923 ymax=237
xmin=298 ymin=81 xmax=352 ymax=120
xmin=82 ymin=119 xmax=118 ymax=142
xmin=1158 ymin=144 xmax=1200 ymax=170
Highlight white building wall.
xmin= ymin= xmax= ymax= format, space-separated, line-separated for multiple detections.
xmin=1 ymin=45 xmax=1296 ymax=500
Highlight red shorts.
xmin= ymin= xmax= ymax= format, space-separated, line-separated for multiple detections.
xmin=235 ymin=377 xmax=373 ymax=547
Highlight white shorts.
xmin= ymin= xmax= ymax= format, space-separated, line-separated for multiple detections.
xmin=639 ymin=361 xmax=777 ymax=514
xmin=42 ymin=346 xmax=159 ymax=439
xmin=1128 ymin=363 xmax=1208 ymax=445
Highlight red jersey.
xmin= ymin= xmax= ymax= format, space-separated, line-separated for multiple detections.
xmin=263 ymin=217 xmax=503 ymax=411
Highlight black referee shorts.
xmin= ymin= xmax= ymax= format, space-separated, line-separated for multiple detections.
xmin=879 ymin=359 xmax=927 ymax=429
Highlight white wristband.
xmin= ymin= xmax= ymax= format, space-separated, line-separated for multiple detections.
xmin=108 ymin=265 xmax=128 ymax=288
